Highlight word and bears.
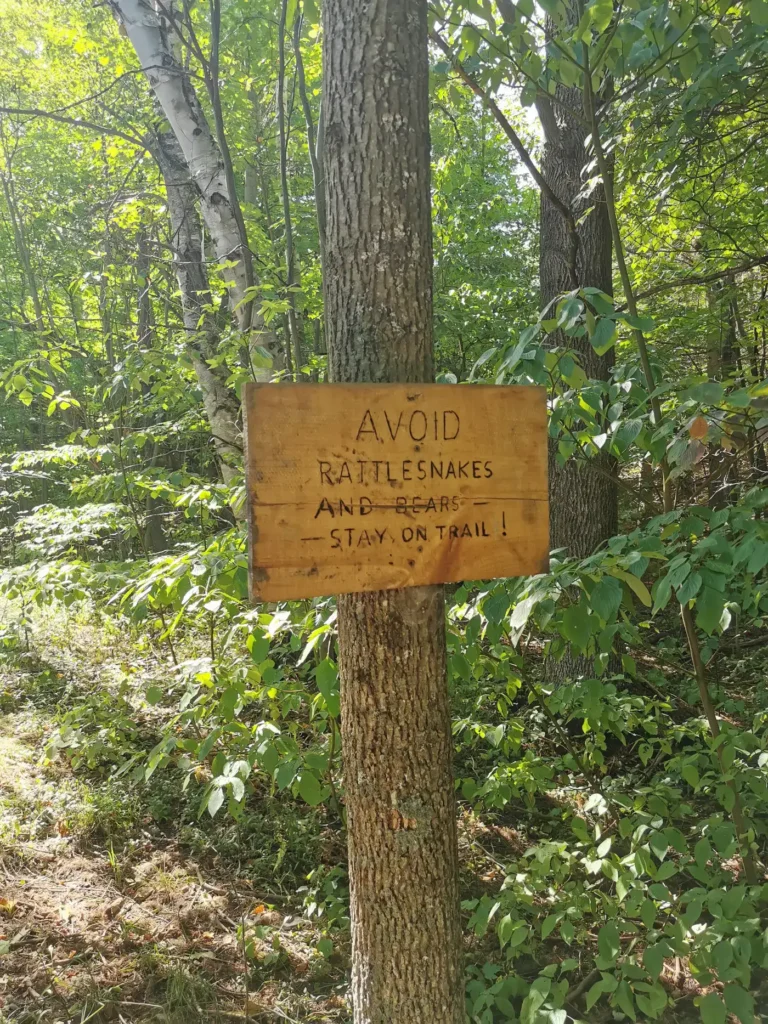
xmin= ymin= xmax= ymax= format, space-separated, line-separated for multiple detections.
xmin=315 ymin=495 xmax=461 ymax=518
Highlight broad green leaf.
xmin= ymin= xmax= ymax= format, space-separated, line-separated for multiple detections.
xmin=561 ymin=600 xmax=592 ymax=651
xmin=590 ymin=317 xmax=618 ymax=355
xmin=699 ymin=993 xmax=726 ymax=1024
xmin=644 ymin=943 xmax=665 ymax=979
xmin=597 ymin=922 xmax=620 ymax=962
xmin=695 ymin=586 xmax=725 ymax=635
xmin=677 ymin=571 xmax=702 ymax=605
xmin=723 ymin=984 xmax=754 ymax=1024
xmin=609 ymin=568 xmax=652 ymax=607
xmin=298 ymin=771 xmax=324 ymax=806
xmin=590 ymin=576 xmax=623 ymax=622
xmin=614 ymin=980 xmax=636 ymax=1021
xmin=316 ymin=659 xmax=340 ymax=717
xmin=207 ymin=785 xmax=224 ymax=817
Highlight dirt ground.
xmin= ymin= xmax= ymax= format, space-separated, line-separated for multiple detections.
xmin=0 ymin=708 xmax=348 ymax=1024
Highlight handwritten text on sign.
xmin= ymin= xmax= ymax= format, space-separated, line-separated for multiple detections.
xmin=244 ymin=383 xmax=549 ymax=601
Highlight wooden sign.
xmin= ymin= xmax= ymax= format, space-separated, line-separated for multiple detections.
xmin=244 ymin=383 xmax=549 ymax=601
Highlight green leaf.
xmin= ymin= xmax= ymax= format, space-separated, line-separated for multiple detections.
xmin=590 ymin=577 xmax=623 ymax=622
xmin=624 ymin=313 xmax=655 ymax=332
xmin=747 ymin=540 xmax=768 ymax=574
xmin=218 ymin=686 xmax=240 ymax=719
xmin=275 ymin=758 xmax=298 ymax=790
xmin=644 ymin=943 xmax=665 ymax=980
xmin=677 ymin=571 xmax=702 ymax=605
xmin=723 ymin=984 xmax=754 ymax=1024
xmin=207 ymin=786 xmax=224 ymax=817
xmin=248 ymin=633 xmax=270 ymax=662
xmin=146 ymin=685 xmax=163 ymax=705
xmin=609 ymin=568 xmax=652 ymax=607
xmin=688 ymin=381 xmax=724 ymax=405
xmin=590 ymin=317 xmax=618 ymax=354
xmin=586 ymin=980 xmax=606 ymax=1012
xmin=587 ymin=0 xmax=614 ymax=32
xmin=315 ymin=659 xmax=340 ymax=717
xmin=682 ymin=763 xmax=700 ymax=789
xmin=640 ymin=898 xmax=656 ymax=930
xmin=679 ymin=48 xmax=698 ymax=80
xmin=749 ymin=0 xmax=768 ymax=25
xmin=695 ymin=586 xmax=725 ymax=635
xmin=597 ymin=922 xmax=620 ymax=963
xmin=699 ymin=993 xmax=726 ymax=1024
xmin=614 ymin=980 xmax=636 ymax=1021
xmin=541 ymin=914 xmax=560 ymax=939
xmin=298 ymin=771 xmax=324 ymax=806
xmin=561 ymin=600 xmax=592 ymax=651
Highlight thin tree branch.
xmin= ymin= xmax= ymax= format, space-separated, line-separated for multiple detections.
xmin=627 ymin=256 xmax=768 ymax=307
xmin=0 ymin=106 xmax=147 ymax=150
xmin=430 ymin=29 xmax=579 ymax=287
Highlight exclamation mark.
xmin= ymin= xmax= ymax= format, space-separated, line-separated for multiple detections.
xmin=502 ymin=512 xmax=507 ymax=537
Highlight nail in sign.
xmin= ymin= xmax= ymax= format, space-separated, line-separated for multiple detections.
xmin=244 ymin=383 xmax=549 ymax=601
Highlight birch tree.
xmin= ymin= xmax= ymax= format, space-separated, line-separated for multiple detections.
xmin=153 ymin=131 xmax=243 ymax=486
xmin=108 ymin=0 xmax=279 ymax=374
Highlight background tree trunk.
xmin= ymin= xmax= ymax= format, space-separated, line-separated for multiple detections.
xmin=153 ymin=132 xmax=243 ymax=492
xmin=538 ymin=84 xmax=618 ymax=558
xmin=323 ymin=1 xmax=464 ymax=1020
xmin=706 ymin=279 xmax=738 ymax=507
xmin=110 ymin=0 xmax=280 ymax=373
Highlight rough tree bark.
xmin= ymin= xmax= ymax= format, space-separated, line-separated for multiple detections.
xmin=323 ymin=1 xmax=464 ymax=1021
xmin=537 ymin=82 xmax=617 ymax=557
xmin=109 ymin=0 xmax=279 ymax=372
xmin=153 ymin=131 xmax=243 ymax=489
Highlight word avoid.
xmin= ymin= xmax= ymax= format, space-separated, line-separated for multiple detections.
xmin=244 ymin=383 xmax=549 ymax=601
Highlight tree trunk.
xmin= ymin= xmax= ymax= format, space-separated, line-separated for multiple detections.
xmin=153 ymin=131 xmax=243 ymax=492
xmin=294 ymin=14 xmax=326 ymax=270
xmin=135 ymin=231 xmax=168 ymax=553
xmin=108 ymin=0 xmax=279 ymax=372
xmin=323 ymin=1 xmax=464 ymax=1021
xmin=538 ymin=84 xmax=617 ymax=557
xmin=277 ymin=0 xmax=304 ymax=377
xmin=706 ymin=279 xmax=738 ymax=507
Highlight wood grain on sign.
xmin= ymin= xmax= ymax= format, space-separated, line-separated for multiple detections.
xmin=244 ymin=383 xmax=549 ymax=601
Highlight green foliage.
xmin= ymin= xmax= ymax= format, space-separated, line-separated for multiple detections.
xmin=3 ymin=0 xmax=768 ymax=1019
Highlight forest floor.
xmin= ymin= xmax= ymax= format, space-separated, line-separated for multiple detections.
xmin=0 ymin=610 xmax=350 ymax=1024
xmin=0 ymin=607 xmax=728 ymax=1024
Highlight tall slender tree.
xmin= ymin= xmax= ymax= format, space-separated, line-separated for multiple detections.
xmin=323 ymin=1 xmax=464 ymax=1020
xmin=109 ymin=0 xmax=280 ymax=372
xmin=537 ymin=78 xmax=617 ymax=558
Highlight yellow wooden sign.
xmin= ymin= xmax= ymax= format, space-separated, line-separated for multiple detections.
xmin=244 ymin=383 xmax=549 ymax=601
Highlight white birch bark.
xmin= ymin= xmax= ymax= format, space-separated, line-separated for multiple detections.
xmin=109 ymin=0 xmax=278 ymax=376
xmin=154 ymin=131 xmax=244 ymax=503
